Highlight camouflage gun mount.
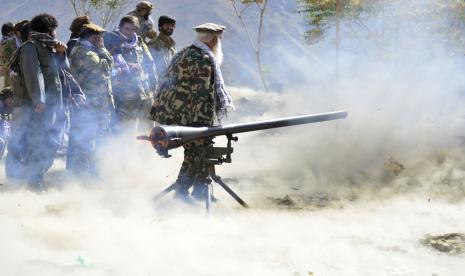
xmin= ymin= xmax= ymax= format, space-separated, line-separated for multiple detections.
xmin=138 ymin=110 xmax=348 ymax=210
xmin=137 ymin=110 xmax=348 ymax=159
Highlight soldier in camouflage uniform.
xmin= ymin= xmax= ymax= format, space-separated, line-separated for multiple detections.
xmin=148 ymin=15 xmax=176 ymax=80
xmin=105 ymin=15 xmax=157 ymax=134
xmin=128 ymin=1 xmax=157 ymax=44
xmin=150 ymin=23 xmax=234 ymax=200
xmin=67 ymin=23 xmax=114 ymax=176
xmin=0 ymin=22 xmax=16 ymax=88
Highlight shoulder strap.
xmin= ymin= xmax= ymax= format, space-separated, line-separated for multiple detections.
xmin=9 ymin=40 xmax=43 ymax=78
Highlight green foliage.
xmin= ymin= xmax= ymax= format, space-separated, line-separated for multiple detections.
xmin=241 ymin=0 xmax=264 ymax=4
xmin=297 ymin=0 xmax=465 ymax=56
xmin=414 ymin=0 xmax=465 ymax=50
xmin=90 ymin=0 xmax=122 ymax=10
xmin=69 ymin=0 xmax=130 ymax=28
xmin=297 ymin=0 xmax=361 ymax=44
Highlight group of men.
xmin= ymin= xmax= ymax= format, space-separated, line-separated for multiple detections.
xmin=0 ymin=1 xmax=233 ymax=201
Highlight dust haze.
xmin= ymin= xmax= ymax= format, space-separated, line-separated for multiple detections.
xmin=1 ymin=0 xmax=465 ymax=275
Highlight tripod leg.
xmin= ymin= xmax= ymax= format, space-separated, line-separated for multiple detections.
xmin=206 ymin=183 xmax=212 ymax=213
xmin=211 ymin=175 xmax=249 ymax=208
xmin=153 ymin=183 xmax=176 ymax=202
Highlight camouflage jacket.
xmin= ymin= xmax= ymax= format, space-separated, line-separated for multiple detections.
xmin=150 ymin=45 xmax=215 ymax=127
xmin=0 ymin=37 xmax=16 ymax=67
xmin=128 ymin=11 xmax=156 ymax=43
xmin=148 ymin=33 xmax=176 ymax=80
xmin=0 ymin=37 xmax=17 ymax=86
xmin=111 ymin=33 xmax=157 ymax=101
xmin=69 ymin=42 xmax=115 ymax=112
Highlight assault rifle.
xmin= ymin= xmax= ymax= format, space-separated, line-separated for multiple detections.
xmin=137 ymin=111 xmax=348 ymax=211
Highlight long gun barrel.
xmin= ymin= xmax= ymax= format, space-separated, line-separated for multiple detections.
xmin=138 ymin=110 xmax=348 ymax=157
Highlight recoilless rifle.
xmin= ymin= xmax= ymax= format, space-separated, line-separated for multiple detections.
xmin=138 ymin=111 xmax=348 ymax=211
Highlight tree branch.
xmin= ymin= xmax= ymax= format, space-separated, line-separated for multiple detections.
xmin=230 ymin=0 xmax=258 ymax=52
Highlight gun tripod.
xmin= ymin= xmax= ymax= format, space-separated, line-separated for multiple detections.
xmin=153 ymin=134 xmax=249 ymax=212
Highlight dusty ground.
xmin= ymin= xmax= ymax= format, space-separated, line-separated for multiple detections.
xmin=0 ymin=84 xmax=465 ymax=275
xmin=0 ymin=149 xmax=463 ymax=276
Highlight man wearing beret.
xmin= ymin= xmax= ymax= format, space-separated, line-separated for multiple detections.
xmin=148 ymin=15 xmax=177 ymax=80
xmin=66 ymin=15 xmax=92 ymax=56
xmin=128 ymin=1 xmax=157 ymax=44
xmin=150 ymin=23 xmax=234 ymax=201
xmin=68 ymin=23 xmax=114 ymax=177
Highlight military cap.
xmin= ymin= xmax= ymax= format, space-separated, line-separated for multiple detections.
xmin=81 ymin=23 xmax=105 ymax=33
xmin=193 ymin=23 xmax=226 ymax=33
xmin=136 ymin=1 xmax=153 ymax=10
xmin=69 ymin=15 xmax=91 ymax=34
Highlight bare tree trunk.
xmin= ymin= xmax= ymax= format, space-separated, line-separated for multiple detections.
xmin=230 ymin=0 xmax=269 ymax=91
xmin=231 ymin=1 xmax=257 ymax=52
xmin=68 ymin=0 xmax=93 ymax=16
xmin=69 ymin=0 xmax=79 ymax=16
xmin=381 ymin=0 xmax=385 ymax=40
xmin=335 ymin=0 xmax=342 ymax=77
xmin=256 ymin=0 xmax=269 ymax=91
xmin=98 ymin=0 xmax=132 ymax=29
xmin=68 ymin=0 xmax=133 ymax=29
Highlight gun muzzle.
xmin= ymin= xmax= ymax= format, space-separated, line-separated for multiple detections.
xmin=137 ymin=126 xmax=173 ymax=157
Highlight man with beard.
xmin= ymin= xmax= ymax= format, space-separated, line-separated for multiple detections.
xmin=148 ymin=15 xmax=176 ymax=80
xmin=105 ymin=15 xmax=156 ymax=133
xmin=149 ymin=23 xmax=234 ymax=200
xmin=128 ymin=1 xmax=157 ymax=44
xmin=19 ymin=13 xmax=68 ymax=187
xmin=68 ymin=23 xmax=114 ymax=177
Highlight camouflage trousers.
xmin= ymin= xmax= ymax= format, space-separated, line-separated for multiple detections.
xmin=66 ymin=107 xmax=112 ymax=177
xmin=113 ymin=97 xmax=153 ymax=134
xmin=1 ymin=69 xmax=10 ymax=88
xmin=175 ymin=138 xmax=214 ymax=195
xmin=0 ymin=75 xmax=5 ymax=90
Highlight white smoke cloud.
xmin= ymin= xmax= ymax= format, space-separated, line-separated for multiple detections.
xmin=0 ymin=0 xmax=465 ymax=275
